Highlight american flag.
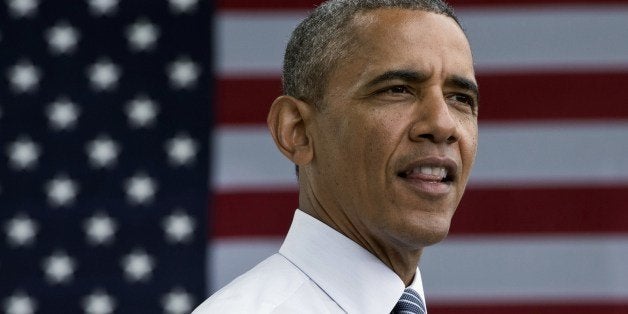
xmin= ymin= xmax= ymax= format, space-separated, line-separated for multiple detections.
xmin=0 ymin=0 xmax=209 ymax=313
xmin=3 ymin=0 xmax=628 ymax=313
xmin=211 ymin=0 xmax=628 ymax=313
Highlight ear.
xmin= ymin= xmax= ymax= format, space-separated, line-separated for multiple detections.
xmin=267 ymin=95 xmax=314 ymax=166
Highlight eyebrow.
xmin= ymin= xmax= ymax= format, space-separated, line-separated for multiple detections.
xmin=447 ymin=75 xmax=480 ymax=99
xmin=364 ymin=69 xmax=430 ymax=89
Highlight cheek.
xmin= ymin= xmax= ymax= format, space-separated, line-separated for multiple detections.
xmin=340 ymin=119 xmax=400 ymax=191
xmin=317 ymin=117 xmax=371 ymax=184
xmin=459 ymin=121 xmax=479 ymax=171
xmin=322 ymin=109 xmax=407 ymax=177
xmin=362 ymin=117 xmax=405 ymax=167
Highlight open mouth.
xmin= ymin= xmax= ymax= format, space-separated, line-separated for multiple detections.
xmin=397 ymin=165 xmax=454 ymax=183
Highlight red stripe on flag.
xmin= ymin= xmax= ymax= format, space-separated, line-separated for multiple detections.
xmin=454 ymin=186 xmax=628 ymax=234
xmin=212 ymin=190 xmax=297 ymax=237
xmin=430 ymin=304 xmax=628 ymax=314
xmin=217 ymin=78 xmax=281 ymax=126
xmin=217 ymin=72 xmax=628 ymax=125
xmin=478 ymin=72 xmax=628 ymax=121
xmin=211 ymin=186 xmax=628 ymax=237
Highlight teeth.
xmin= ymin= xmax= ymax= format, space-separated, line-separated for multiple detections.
xmin=417 ymin=166 xmax=447 ymax=178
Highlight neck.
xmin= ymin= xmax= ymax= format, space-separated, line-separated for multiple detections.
xmin=299 ymin=190 xmax=423 ymax=286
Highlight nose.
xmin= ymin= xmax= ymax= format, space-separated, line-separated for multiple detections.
xmin=409 ymin=91 xmax=458 ymax=144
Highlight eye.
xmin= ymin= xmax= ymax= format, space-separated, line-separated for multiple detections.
xmin=375 ymin=85 xmax=412 ymax=96
xmin=448 ymin=93 xmax=477 ymax=112
xmin=387 ymin=86 xmax=410 ymax=94
xmin=383 ymin=85 xmax=410 ymax=94
xmin=370 ymin=85 xmax=415 ymax=103
xmin=451 ymin=93 xmax=474 ymax=105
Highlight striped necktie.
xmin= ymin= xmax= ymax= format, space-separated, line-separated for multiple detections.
xmin=391 ymin=288 xmax=427 ymax=314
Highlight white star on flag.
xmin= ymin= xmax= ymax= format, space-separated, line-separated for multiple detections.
xmin=87 ymin=59 xmax=121 ymax=91
xmin=125 ymin=95 xmax=159 ymax=128
xmin=3 ymin=291 xmax=37 ymax=314
xmin=4 ymin=213 xmax=38 ymax=247
xmin=42 ymin=251 xmax=76 ymax=284
xmin=168 ymin=0 xmax=198 ymax=14
xmin=7 ymin=60 xmax=41 ymax=93
xmin=165 ymin=133 xmax=198 ymax=166
xmin=6 ymin=136 xmax=41 ymax=170
xmin=8 ymin=0 xmax=38 ymax=18
xmin=45 ymin=21 xmax=80 ymax=54
xmin=85 ymin=135 xmax=121 ymax=168
xmin=83 ymin=212 xmax=117 ymax=245
xmin=162 ymin=209 xmax=195 ymax=243
xmin=124 ymin=173 xmax=158 ymax=205
xmin=87 ymin=0 xmax=118 ymax=16
xmin=126 ymin=18 xmax=160 ymax=51
xmin=82 ymin=290 xmax=116 ymax=314
xmin=121 ymin=249 xmax=155 ymax=282
xmin=167 ymin=57 xmax=200 ymax=89
xmin=44 ymin=174 xmax=79 ymax=207
xmin=161 ymin=287 xmax=194 ymax=314
xmin=46 ymin=97 xmax=80 ymax=130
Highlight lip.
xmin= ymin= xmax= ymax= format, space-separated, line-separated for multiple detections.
xmin=395 ymin=156 xmax=458 ymax=197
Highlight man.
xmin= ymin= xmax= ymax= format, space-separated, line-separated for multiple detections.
xmin=194 ymin=0 xmax=478 ymax=312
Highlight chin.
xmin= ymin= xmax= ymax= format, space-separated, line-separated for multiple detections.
xmin=419 ymin=226 xmax=451 ymax=247
xmin=403 ymin=216 xmax=453 ymax=248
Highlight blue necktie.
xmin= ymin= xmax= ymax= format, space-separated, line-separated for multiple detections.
xmin=391 ymin=288 xmax=426 ymax=314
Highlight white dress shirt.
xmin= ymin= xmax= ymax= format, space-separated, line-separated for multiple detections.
xmin=192 ymin=209 xmax=427 ymax=314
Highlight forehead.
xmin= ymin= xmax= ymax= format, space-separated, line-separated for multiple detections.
xmin=351 ymin=8 xmax=469 ymax=52
xmin=329 ymin=8 xmax=475 ymax=89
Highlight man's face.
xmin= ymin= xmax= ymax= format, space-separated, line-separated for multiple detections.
xmin=305 ymin=9 xmax=478 ymax=249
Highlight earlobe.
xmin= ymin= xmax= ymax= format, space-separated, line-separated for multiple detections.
xmin=267 ymin=95 xmax=314 ymax=166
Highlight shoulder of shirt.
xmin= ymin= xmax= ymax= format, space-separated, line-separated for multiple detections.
xmin=192 ymin=253 xmax=338 ymax=314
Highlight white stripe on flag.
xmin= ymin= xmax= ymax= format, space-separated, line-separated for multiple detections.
xmin=423 ymin=235 xmax=628 ymax=304
xmin=212 ymin=125 xmax=297 ymax=192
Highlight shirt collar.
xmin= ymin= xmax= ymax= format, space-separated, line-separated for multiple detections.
xmin=409 ymin=267 xmax=426 ymax=309
xmin=279 ymin=209 xmax=425 ymax=314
